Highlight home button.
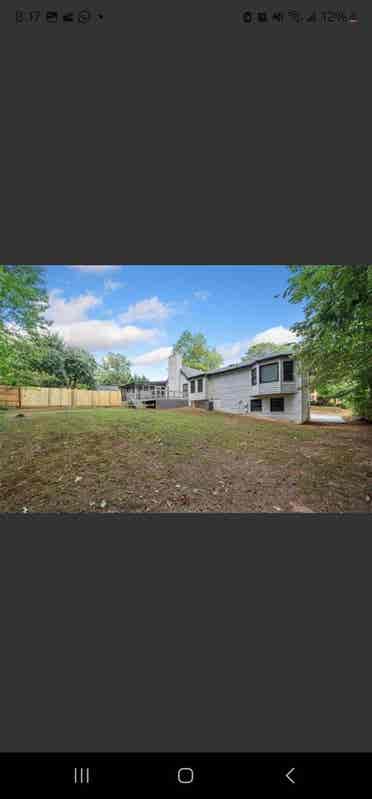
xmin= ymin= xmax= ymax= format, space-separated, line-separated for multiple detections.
xmin=178 ymin=768 xmax=195 ymax=784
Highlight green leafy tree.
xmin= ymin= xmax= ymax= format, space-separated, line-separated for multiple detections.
xmin=173 ymin=330 xmax=222 ymax=371
xmin=284 ymin=265 xmax=372 ymax=419
xmin=26 ymin=332 xmax=67 ymax=385
xmin=0 ymin=330 xmax=67 ymax=387
xmin=241 ymin=341 xmax=292 ymax=361
xmin=96 ymin=352 xmax=132 ymax=386
xmin=63 ymin=347 xmax=97 ymax=389
xmin=0 ymin=265 xmax=48 ymax=333
xmin=0 ymin=265 xmax=50 ymax=385
xmin=312 ymin=379 xmax=356 ymax=408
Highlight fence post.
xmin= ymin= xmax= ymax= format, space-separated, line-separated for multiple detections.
xmin=18 ymin=387 xmax=22 ymax=409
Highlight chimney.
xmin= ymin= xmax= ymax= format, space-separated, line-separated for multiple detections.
xmin=168 ymin=351 xmax=183 ymax=396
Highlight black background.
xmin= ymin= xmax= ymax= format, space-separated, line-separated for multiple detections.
xmin=1 ymin=515 xmax=371 ymax=752
xmin=0 ymin=0 xmax=371 ymax=762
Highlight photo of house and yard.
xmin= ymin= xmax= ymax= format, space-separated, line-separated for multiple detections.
xmin=0 ymin=265 xmax=371 ymax=513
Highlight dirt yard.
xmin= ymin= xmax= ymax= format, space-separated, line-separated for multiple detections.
xmin=0 ymin=407 xmax=371 ymax=513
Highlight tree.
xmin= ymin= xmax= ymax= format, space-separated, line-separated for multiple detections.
xmin=0 ymin=332 xmax=65 ymax=387
xmin=0 ymin=265 xmax=48 ymax=333
xmin=0 ymin=330 xmax=97 ymax=389
xmin=0 ymin=265 xmax=50 ymax=384
xmin=173 ymin=330 xmax=223 ymax=371
xmin=284 ymin=265 xmax=372 ymax=419
xmin=25 ymin=332 xmax=67 ymax=386
xmin=241 ymin=341 xmax=292 ymax=362
xmin=63 ymin=347 xmax=97 ymax=389
xmin=0 ymin=267 xmax=98 ymax=389
xmin=312 ymin=379 xmax=356 ymax=408
xmin=96 ymin=352 xmax=132 ymax=386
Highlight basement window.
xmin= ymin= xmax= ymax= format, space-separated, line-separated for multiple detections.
xmin=250 ymin=399 xmax=262 ymax=412
xmin=197 ymin=378 xmax=203 ymax=393
xmin=260 ymin=362 xmax=279 ymax=383
xmin=190 ymin=381 xmax=195 ymax=394
xmin=270 ymin=397 xmax=285 ymax=412
xmin=283 ymin=360 xmax=294 ymax=382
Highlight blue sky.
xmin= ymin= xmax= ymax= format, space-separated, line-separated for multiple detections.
xmin=43 ymin=266 xmax=304 ymax=380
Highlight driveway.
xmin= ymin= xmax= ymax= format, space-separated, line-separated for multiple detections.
xmin=310 ymin=412 xmax=346 ymax=424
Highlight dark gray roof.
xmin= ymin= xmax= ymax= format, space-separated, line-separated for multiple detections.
xmin=181 ymin=366 xmax=203 ymax=379
xmin=96 ymin=385 xmax=120 ymax=391
xmin=121 ymin=380 xmax=168 ymax=388
xmin=186 ymin=350 xmax=294 ymax=380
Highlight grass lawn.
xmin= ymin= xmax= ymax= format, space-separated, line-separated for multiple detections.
xmin=0 ymin=407 xmax=371 ymax=513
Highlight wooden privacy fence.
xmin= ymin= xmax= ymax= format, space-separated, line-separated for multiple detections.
xmin=0 ymin=385 xmax=20 ymax=408
xmin=0 ymin=385 xmax=122 ymax=410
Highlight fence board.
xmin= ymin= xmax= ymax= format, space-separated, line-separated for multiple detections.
xmin=0 ymin=386 xmax=122 ymax=409
xmin=20 ymin=387 xmax=49 ymax=407
xmin=0 ymin=385 xmax=20 ymax=408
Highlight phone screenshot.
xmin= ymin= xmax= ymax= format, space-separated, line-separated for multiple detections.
xmin=0 ymin=2 xmax=371 ymax=795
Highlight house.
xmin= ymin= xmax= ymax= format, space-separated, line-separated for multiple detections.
xmin=121 ymin=350 xmax=310 ymax=423
xmin=172 ymin=351 xmax=310 ymax=423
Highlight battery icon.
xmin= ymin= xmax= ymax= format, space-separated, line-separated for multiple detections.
xmin=45 ymin=10 xmax=59 ymax=23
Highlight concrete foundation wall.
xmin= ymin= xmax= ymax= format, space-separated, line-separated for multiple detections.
xmin=156 ymin=399 xmax=188 ymax=409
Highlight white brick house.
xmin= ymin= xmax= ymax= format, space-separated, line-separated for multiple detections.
xmin=168 ymin=351 xmax=310 ymax=424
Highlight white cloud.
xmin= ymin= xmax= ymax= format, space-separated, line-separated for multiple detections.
xmin=45 ymin=289 xmax=102 ymax=324
xmin=52 ymin=321 xmax=159 ymax=351
xmin=120 ymin=296 xmax=173 ymax=323
xmin=217 ymin=326 xmax=297 ymax=365
xmin=193 ymin=291 xmax=210 ymax=301
xmin=217 ymin=341 xmax=247 ymax=363
xmin=44 ymin=288 xmax=159 ymax=351
xmin=104 ymin=279 xmax=124 ymax=292
xmin=65 ymin=265 xmax=123 ymax=273
xmin=132 ymin=346 xmax=173 ymax=366
xmin=251 ymin=326 xmax=298 ymax=346
xmin=133 ymin=364 xmax=169 ymax=381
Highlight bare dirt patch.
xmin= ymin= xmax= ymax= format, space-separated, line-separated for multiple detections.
xmin=0 ymin=407 xmax=371 ymax=513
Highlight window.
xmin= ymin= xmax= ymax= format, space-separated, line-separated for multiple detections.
xmin=260 ymin=362 xmax=279 ymax=383
xmin=250 ymin=399 xmax=262 ymax=412
xmin=183 ymin=383 xmax=188 ymax=397
xmin=283 ymin=360 xmax=294 ymax=382
xmin=270 ymin=397 xmax=285 ymax=412
xmin=190 ymin=381 xmax=195 ymax=394
xmin=251 ymin=368 xmax=257 ymax=386
xmin=197 ymin=378 xmax=203 ymax=393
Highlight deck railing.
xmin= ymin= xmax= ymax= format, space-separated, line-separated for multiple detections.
xmin=125 ymin=389 xmax=187 ymax=401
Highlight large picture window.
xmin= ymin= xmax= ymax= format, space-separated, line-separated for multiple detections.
xmin=270 ymin=397 xmax=285 ymax=412
xmin=197 ymin=378 xmax=203 ymax=393
xmin=250 ymin=399 xmax=262 ymax=412
xmin=260 ymin=362 xmax=279 ymax=383
xmin=283 ymin=360 xmax=294 ymax=382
